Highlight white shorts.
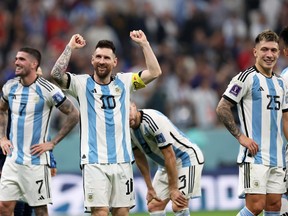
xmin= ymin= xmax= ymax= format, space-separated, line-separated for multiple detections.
xmin=0 ymin=160 xmax=52 ymax=206
xmin=238 ymin=163 xmax=286 ymax=198
xmin=83 ymin=163 xmax=135 ymax=208
xmin=153 ymin=164 xmax=204 ymax=200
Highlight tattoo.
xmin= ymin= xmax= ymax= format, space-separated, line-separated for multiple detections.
xmin=51 ymin=45 xmax=72 ymax=87
xmin=216 ymin=98 xmax=241 ymax=138
xmin=51 ymin=99 xmax=79 ymax=145
xmin=0 ymin=100 xmax=8 ymax=138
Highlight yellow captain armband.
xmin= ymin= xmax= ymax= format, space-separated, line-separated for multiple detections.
xmin=132 ymin=73 xmax=146 ymax=90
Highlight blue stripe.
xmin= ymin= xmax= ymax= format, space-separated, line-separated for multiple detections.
xmin=16 ymin=87 xmax=30 ymax=164
xmin=134 ymin=128 xmax=164 ymax=166
xmin=8 ymin=84 xmax=18 ymax=158
xmin=173 ymin=146 xmax=191 ymax=167
xmin=277 ymin=79 xmax=286 ymax=167
xmin=252 ymin=76 xmax=262 ymax=164
xmin=86 ymin=79 xmax=98 ymax=163
xmin=101 ymin=85 xmax=116 ymax=163
xmin=31 ymin=85 xmax=44 ymax=165
xmin=266 ymin=79 xmax=277 ymax=166
xmin=116 ymin=78 xmax=130 ymax=162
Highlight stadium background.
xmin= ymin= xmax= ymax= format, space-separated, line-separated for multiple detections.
xmin=0 ymin=0 xmax=287 ymax=215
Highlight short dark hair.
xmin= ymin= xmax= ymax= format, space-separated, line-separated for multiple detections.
xmin=19 ymin=47 xmax=41 ymax=68
xmin=280 ymin=26 xmax=288 ymax=47
xmin=255 ymin=29 xmax=279 ymax=44
xmin=95 ymin=40 xmax=116 ymax=55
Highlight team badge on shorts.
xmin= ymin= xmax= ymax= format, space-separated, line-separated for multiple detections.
xmin=87 ymin=193 xmax=94 ymax=202
xmin=253 ymin=180 xmax=260 ymax=188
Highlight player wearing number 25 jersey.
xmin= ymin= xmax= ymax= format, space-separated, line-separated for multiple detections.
xmin=217 ymin=30 xmax=288 ymax=216
xmin=223 ymin=65 xmax=288 ymax=167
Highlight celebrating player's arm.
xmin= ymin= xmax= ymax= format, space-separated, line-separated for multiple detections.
xmin=216 ymin=97 xmax=259 ymax=156
xmin=50 ymin=34 xmax=86 ymax=89
xmin=129 ymin=30 xmax=162 ymax=85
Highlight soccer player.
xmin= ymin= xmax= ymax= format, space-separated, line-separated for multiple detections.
xmin=50 ymin=30 xmax=162 ymax=216
xmin=279 ymin=26 xmax=288 ymax=215
xmin=216 ymin=29 xmax=288 ymax=216
xmin=0 ymin=47 xmax=79 ymax=216
xmin=129 ymin=102 xmax=204 ymax=216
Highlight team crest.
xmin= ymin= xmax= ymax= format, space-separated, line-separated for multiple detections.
xmin=115 ymin=86 xmax=121 ymax=93
xmin=253 ymin=180 xmax=260 ymax=188
xmin=34 ymin=95 xmax=40 ymax=103
xmin=87 ymin=193 xmax=94 ymax=202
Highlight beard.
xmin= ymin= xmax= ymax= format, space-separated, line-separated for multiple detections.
xmin=94 ymin=65 xmax=112 ymax=79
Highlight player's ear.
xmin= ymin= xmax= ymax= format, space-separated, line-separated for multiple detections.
xmin=284 ymin=48 xmax=288 ymax=57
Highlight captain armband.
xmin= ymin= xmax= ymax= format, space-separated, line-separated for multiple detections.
xmin=131 ymin=73 xmax=146 ymax=90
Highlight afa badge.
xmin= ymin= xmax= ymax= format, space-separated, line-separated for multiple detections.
xmin=87 ymin=193 xmax=94 ymax=202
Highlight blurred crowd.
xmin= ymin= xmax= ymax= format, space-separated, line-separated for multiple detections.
xmin=1 ymin=0 xmax=288 ymax=130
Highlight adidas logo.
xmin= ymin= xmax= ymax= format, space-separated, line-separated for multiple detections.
xmin=82 ymin=154 xmax=86 ymax=159
xmin=258 ymin=87 xmax=264 ymax=91
xmin=91 ymin=89 xmax=97 ymax=93
xmin=38 ymin=195 xmax=45 ymax=201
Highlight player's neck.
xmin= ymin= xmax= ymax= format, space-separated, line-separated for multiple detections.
xmin=20 ymin=73 xmax=38 ymax=86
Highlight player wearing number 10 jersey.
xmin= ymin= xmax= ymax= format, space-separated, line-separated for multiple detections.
xmin=50 ymin=31 xmax=162 ymax=216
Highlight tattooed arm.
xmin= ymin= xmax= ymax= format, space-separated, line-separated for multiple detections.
xmin=216 ymin=97 xmax=241 ymax=139
xmin=51 ymin=34 xmax=86 ymax=89
xmin=216 ymin=97 xmax=259 ymax=155
xmin=0 ymin=99 xmax=12 ymax=155
xmin=31 ymin=98 xmax=79 ymax=156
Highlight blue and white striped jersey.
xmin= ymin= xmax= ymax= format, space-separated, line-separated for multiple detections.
xmin=223 ymin=66 xmax=288 ymax=167
xmin=66 ymin=72 xmax=141 ymax=164
xmin=1 ymin=76 xmax=66 ymax=166
xmin=130 ymin=109 xmax=204 ymax=169
xmin=281 ymin=66 xmax=288 ymax=81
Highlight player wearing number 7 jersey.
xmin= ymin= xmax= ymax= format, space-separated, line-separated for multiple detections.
xmin=216 ymin=29 xmax=288 ymax=216
xmin=50 ymin=30 xmax=162 ymax=216
xmin=0 ymin=47 xmax=79 ymax=216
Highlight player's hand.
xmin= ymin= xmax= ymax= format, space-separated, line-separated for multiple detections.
xmin=30 ymin=142 xmax=55 ymax=157
xmin=0 ymin=137 xmax=13 ymax=155
xmin=130 ymin=30 xmax=148 ymax=46
xmin=68 ymin=34 xmax=86 ymax=49
xmin=170 ymin=189 xmax=188 ymax=208
xmin=51 ymin=168 xmax=57 ymax=177
xmin=238 ymin=134 xmax=259 ymax=156
xmin=146 ymin=188 xmax=161 ymax=204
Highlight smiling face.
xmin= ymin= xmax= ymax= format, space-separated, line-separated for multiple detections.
xmin=91 ymin=47 xmax=117 ymax=83
xmin=14 ymin=51 xmax=38 ymax=77
xmin=253 ymin=40 xmax=280 ymax=76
